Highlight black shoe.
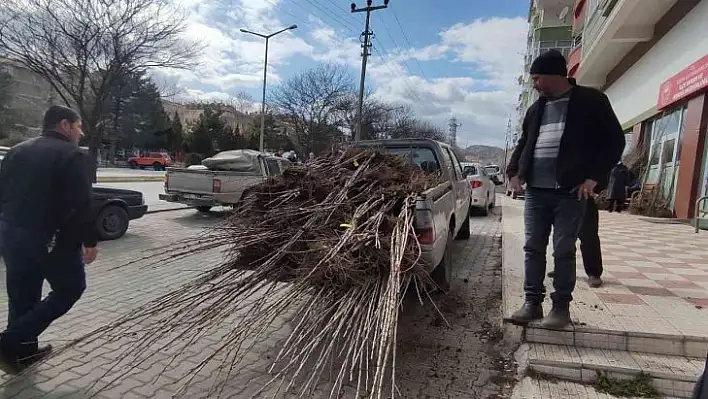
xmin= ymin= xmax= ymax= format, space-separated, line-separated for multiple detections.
xmin=0 ymin=347 xmax=21 ymax=375
xmin=540 ymin=302 xmax=571 ymax=329
xmin=547 ymin=271 xmax=555 ymax=278
xmin=588 ymin=276 xmax=603 ymax=288
xmin=18 ymin=344 xmax=53 ymax=368
xmin=508 ymin=301 xmax=543 ymax=325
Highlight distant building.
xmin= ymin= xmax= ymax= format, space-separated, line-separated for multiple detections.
xmin=161 ymin=100 xmax=254 ymax=133
xmin=0 ymin=57 xmax=57 ymax=138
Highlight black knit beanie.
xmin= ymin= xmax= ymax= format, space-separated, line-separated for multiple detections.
xmin=530 ymin=50 xmax=568 ymax=76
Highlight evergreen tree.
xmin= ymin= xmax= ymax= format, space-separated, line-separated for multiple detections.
xmin=100 ymin=68 xmax=171 ymax=151
xmin=186 ymin=107 xmax=230 ymax=156
xmin=168 ymin=111 xmax=184 ymax=152
xmin=246 ymin=114 xmax=294 ymax=151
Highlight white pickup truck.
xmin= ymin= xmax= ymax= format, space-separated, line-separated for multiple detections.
xmin=352 ymin=139 xmax=473 ymax=290
xmin=159 ymin=150 xmax=291 ymax=213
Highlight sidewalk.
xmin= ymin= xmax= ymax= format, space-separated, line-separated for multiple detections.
xmin=502 ymin=196 xmax=708 ymax=398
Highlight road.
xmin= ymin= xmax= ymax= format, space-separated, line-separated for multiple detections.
xmin=0 ymin=205 xmax=516 ymax=398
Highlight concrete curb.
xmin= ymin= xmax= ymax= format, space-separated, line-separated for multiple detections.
xmin=96 ymin=176 xmax=165 ymax=183
xmin=145 ymin=206 xmax=190 ymax=214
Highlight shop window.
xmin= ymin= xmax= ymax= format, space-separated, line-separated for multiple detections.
xmin=662 ymin=139 xmax=675 ymax=165
xmin=650 ymin=143 xmax=661 ymax=166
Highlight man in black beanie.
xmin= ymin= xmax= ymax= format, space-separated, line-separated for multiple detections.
xmin=506 ymin=50 xmax=625 ymax=328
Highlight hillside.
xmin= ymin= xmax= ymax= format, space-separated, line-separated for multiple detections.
xmin=460 ymin=145 xmax=505 ymax=166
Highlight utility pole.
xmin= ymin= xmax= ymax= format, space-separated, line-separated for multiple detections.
xmin=503 ymin=118 xmax=512 ymax=176
xmin=351 ymin=0 xmax=389 ymax=141
xmin=448 ymin=116 xmax=461 ymax=149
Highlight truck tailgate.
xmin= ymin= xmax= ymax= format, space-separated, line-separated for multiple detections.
xmin=166 ymin=169 xmax=219 ymax=195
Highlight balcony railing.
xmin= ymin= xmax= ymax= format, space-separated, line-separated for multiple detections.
xmin=582 ymin=0 xmax=618 ymax=54
xmin=530 ymin=41 xmax=573 ymax=60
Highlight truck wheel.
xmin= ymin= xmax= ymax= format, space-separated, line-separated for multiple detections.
xmin=455 ymin=209 xmax=471 ymax=240
xmin=128 ymin=161 xmax=137 ymax=169
xmin=432 ymin=228 xmax=454 ymax=292
xmin=96 ymin=205 xmax=130 ymax=241
xmin=196 ymin=206 xmax=212 ymax=213
xmin=153 ymin=162 xmax=163 ymax=171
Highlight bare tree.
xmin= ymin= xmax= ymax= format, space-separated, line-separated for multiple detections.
xmin=0 ymin=0 xmax=199 ymax=178
xmin=271 ymin=63 xmax=353 ymax=154
xmin=334 ymin=90 xmax=398 ymax=141
xmin=152 ymin=76 xmax=186 ymax=101
xmin=231 ymin=91 xmax=254 ymax=115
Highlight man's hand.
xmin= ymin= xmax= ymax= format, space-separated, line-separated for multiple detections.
xmin=575 ymin=179 xmax=597 ymax=200
xmin=83 ymin=246 xmax=98 ymax=264
xmin=509 ymin=175 xmax=523 ymax=192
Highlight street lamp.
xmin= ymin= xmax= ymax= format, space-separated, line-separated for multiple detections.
xmin=240 ymin=24 xmax=298 ymax=153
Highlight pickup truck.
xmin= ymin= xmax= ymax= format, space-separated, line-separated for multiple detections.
xmin=352 ymin=139 xmax=472 ymax=290
xmin=159 ymin=149 xmax=291 ymax=213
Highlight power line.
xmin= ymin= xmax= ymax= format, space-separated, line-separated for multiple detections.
xmin=374 ymin=13 xmax=419 ymax=81
xmin=271 ymin=0 xmax=425 ymax=120
xmin=302 ymin=0 xmax=360 ymax=33
xmin=391 ymin=8 xmax=429 ymax=81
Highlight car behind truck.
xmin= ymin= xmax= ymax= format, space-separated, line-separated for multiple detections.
xmin=352 ymin=139 xmax=472 ymax=290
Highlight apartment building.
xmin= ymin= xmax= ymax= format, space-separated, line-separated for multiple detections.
xmin=0 ymin=57 xmax=55 ymax=137
xmin=515 ymin=0 xmax=575 ymax=142
xmin=571 ymin=0 xmax=708 ymax=219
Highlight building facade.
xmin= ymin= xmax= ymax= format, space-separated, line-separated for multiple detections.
xmin=515 ymin=0 xmax=575 ymax=142
xmin=0 ymin=58 xmax=56 ymax=138
xmin=571 ymin=0 xmax=708 ymax=219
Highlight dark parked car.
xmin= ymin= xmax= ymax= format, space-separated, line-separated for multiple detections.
xmin=92 ymin=187 xmax=148 ymax=240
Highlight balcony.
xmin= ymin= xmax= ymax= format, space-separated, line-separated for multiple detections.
xmin=576 ymin=0 xmax=677 ymax=87
xmin=572 ymin=0 xmax=586 ymax=33
xmin=567 ymin=45 xmax=582 ymax=77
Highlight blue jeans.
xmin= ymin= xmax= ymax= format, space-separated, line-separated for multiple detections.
xmin=0 ymin=221 xmax=86 ymax=359
xmin=523 ymin=187 xmax=586 ymax=304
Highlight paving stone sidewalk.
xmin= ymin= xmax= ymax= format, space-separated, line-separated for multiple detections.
xmin=0 ymin=207 xmax=517 ymax=398
xmin=503 ymin=196 xmax=708 ymax=343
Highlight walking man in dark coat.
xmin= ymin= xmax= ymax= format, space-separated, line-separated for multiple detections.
xmin=506 ymin=50 xmax=625 ymax=328
xmin=606 ymin=161 xmax=630 ymax=213
xmin=0 ymin=105 xmax=98 ymax=374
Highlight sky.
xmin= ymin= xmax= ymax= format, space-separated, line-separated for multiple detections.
xmin=158 ymin=0 xmax=530 ymax=148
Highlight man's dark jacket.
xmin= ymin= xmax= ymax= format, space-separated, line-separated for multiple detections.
xmin=506 ymin=85 xmax=625 ymax=191
xmin=0 ymin=131 xmax=98 ymax=249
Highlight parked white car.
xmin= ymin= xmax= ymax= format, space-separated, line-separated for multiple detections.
xmin=461 ymin=162 xmax=498 ymax=215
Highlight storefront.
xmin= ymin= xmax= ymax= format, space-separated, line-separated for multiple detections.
xmin=600 ymin=0 xmax=708 ymax=218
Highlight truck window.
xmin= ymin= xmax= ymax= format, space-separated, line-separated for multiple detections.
xmin=384 ymin=147 xmax=440 ymax=173
xmin=446 ymin=149 xmax=464 ymax=179
xmin=265 ymin=159 xmax=281 ymax=175
xmin=439 ymin=148 xmax=456 ymax=179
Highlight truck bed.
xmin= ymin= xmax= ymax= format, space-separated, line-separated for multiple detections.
xmin=163 ymin=167 xmax=265 ymax=207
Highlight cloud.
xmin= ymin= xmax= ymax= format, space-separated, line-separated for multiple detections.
xmin=159 ymin=3 xmax=527 ymax=148
xmin=163 ymin=0 xmax=313 ymax=92
xmin=362 ymin=17 xmax=528 ymax=147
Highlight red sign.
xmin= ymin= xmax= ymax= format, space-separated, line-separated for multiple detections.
xmin=657 ymin=54 xmax=708 ymax=109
